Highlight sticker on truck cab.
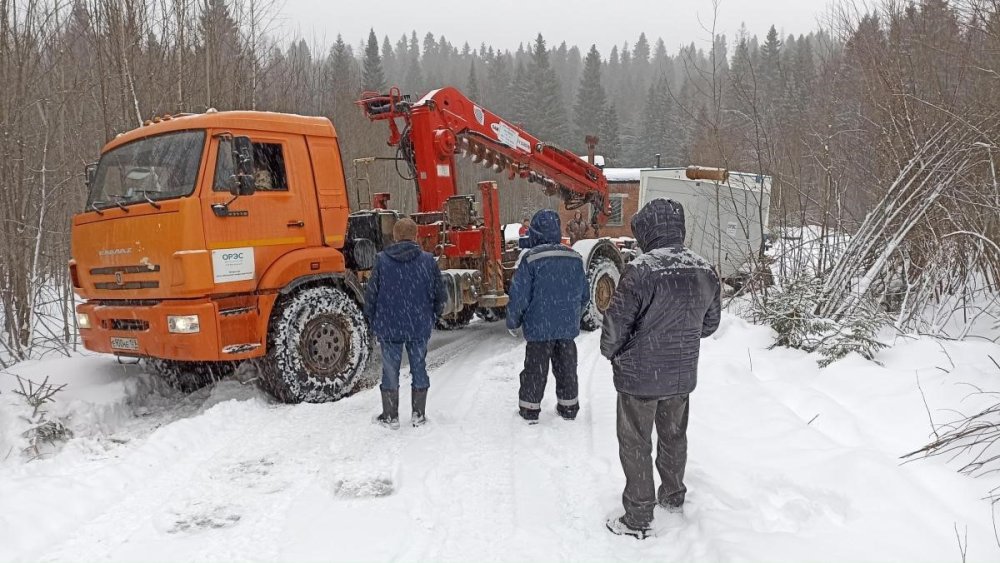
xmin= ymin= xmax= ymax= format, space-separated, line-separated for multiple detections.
xmin=211 ymin=247 xmax=255 ymax=283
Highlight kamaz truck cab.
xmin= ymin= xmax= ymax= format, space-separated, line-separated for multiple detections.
xmin=71 ymin=111 xmax=371 ymax=403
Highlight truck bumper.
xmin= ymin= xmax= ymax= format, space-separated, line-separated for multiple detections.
xmin=77 ymin=298 xmax=264 ymax=362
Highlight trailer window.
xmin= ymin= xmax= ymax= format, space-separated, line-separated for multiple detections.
xmin=608 ymin=194 xmax=626 ymax=226
xmin=214 ymin=139 xmax=288 ymax=192
xmin=88 ymin=130 xmax=205 ymax=209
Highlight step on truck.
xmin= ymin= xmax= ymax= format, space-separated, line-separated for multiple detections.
xmin=71 ymin=87 xmax=624 ymax=403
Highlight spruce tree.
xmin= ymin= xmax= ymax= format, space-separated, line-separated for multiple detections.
xmin=760 ymin=25 xmax=783 ymax=104
xmin=330 ymin=34 xmax=355 ymax=99
xmin=634 ymin=75 xmax=671 ymax=166
xmin=600 ymin=103 xmax=622 ymax=164
xmin=380 ymin=35 xmax=395 ymax=84
xmin=573 ymin=45 xmax=607 ymax=151
xmin=523 ymin=33 xmax=568 ymax=144
xmin=466 ymin=61 xmax=480 ymax=101
xmin=362 ymin=29 xmax=385 ymax=93
xmin=486 ymin=50 xmax=512 ymax=116
xmin=404 ymin=31 xmax=423 ymax=94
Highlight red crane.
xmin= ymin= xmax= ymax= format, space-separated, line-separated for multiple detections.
xmin=356 ymin=86 xmax=618 ymax=326
xmin=357 ymin=86 xmax=611 ymax=223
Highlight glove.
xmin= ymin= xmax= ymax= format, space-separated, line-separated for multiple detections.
xmin=508 ymin=328 xmax=521 ymax=338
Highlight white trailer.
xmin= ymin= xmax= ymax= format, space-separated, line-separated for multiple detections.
xmin=638 ymin=168 xmax=771 ymax=281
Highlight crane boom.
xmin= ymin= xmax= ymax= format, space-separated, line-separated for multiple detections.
xmin=357 ymin=86 xmax=611 ymax=230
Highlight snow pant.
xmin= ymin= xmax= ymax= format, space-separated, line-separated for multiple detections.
xmin=379 ymin=338 xmax=429 ymax=391
xmin=519 ymin=340 xmax=579 ymax=414
xmin=616 ymin=392 xmax=689 ymax=528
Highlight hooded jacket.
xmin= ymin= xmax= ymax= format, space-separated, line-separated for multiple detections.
xmin=364 ymin=240 xmax=446 ymax=341
xmin=506 ymin=209 xmax=590 ymax=342
xmin=600 ymin=199 xmax=721 ymax=397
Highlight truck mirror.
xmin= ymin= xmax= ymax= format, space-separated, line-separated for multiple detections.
xmin=231 ymin=136 xmax=256 ymax=197
xmin=84 ymin=162 xmax=97 ymax=190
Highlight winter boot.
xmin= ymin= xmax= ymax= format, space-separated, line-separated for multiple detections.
xmin=375 ymin=389 xmax=400 ymax=430
xmin=658 ymin=492 xmax=685 ymax=513
xmin=411 ymin=387 xmax=428 ymax=427
xmin=519 ymin=407 xmax=540 ymax=425
xmin=556 ymin=403 xmax=579 ymax=420
xmin=606 ymin=516 xmax=653 ymax=540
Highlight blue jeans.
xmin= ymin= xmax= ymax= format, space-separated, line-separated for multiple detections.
xmin=379 ymin=339 xmax=430 ymax=391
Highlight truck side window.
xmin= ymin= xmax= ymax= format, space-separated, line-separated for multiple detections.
xmin=213 ymin=139 xmax=289 ymax=192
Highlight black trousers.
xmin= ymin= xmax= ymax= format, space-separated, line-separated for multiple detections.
xmin=616 ymin=392 xmax=689 ymax=528
xmin=519 ymin=340 xmax=579 ymax=413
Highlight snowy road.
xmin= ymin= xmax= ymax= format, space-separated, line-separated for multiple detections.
xmin=2 ymin=316 xmax=1000 ymax=561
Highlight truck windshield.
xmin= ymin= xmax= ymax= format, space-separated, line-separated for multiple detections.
xmin=87 ymin=130 xmax=205 ymax=209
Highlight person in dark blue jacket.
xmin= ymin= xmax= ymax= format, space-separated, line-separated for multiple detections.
xmin=506 ymin=209 xmax=590 ymax=423
xmin=364 ymin=218 xmax=446 ymax=429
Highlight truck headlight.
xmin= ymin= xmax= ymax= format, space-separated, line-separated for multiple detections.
xmin=76 ymin=313 xmax=91 ymax=330
xmin=167 ymin=315 xmax=200 ymax=334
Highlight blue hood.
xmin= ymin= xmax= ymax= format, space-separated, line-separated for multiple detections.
xmin=384 ymin=240 xmax=422 ymax=262
xmin=631 ymin=198 xmax=686 ymax=252
xmin=528 ymin=209 xmax=563 ymax=247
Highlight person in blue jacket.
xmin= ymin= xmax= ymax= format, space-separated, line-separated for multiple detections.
xmin=364 ymin=218 xmax=446 ymax=429
xmin=506 ymin=209 xmax=591 ymax=423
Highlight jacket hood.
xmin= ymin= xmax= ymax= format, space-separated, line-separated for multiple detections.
xmin=528 ymin=209 xmax=563 ymax=247
xmin=631 ymin=198 xmax=686 ymax=252
xmin=384 ymin=240 xmax=422 ymax=262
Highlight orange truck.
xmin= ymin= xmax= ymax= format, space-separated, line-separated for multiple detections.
xmin=72 ymin=111 xmax=370 ymax=403
xmin=72 ymin=88 xmax=625 ymax=403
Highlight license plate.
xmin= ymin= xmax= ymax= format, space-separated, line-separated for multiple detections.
xmin=110 ymin=337 xmax=139 ymax=351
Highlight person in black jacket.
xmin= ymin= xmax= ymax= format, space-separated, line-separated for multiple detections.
xmin=507 ymin=209 xmax=590 ymax=424
xmin=601 ymin=198 xmax=721 ymax=539
xmin=364 ymin=218 xmax=447 ymax=429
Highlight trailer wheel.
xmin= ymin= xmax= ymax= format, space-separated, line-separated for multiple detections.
xmin=581 ymin=256 xmax=621 ymax=331
xmin=144 ymin=359 xmax=236 ymax=393
xmin=435 ymin=306 xmax=475 ymax=330
xmin=260 ymin=285 xmax=371 ymax=403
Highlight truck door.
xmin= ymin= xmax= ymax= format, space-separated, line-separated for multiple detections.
xmin=202 ymin=132 xmax=315 ymax=292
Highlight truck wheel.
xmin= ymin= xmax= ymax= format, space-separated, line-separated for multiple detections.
xmin=260 ymin=285 xmax=371 ymax=403
xmin=145 ymin=359 xmax=236 ymax=393
xmin=581 ymin=257 xmax=621 ymax=331
xmin=475 ymin=307 xmax=506 ymax=322
xmin=435 ymin=306 xmax=475 ymax=330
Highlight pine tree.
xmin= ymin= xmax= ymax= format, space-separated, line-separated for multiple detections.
xmin=362 ymin=29 xmax=385 ymax=93
xmin=573 ymin=45 xmax=607 ymax=151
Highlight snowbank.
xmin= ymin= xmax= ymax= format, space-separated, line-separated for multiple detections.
xmin=0 ymin=355 xmax=150 ymax=465
xmin=1 ymin=318 xmax=998 ymax=561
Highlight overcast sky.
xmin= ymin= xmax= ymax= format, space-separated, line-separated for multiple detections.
xmin=276 ymin=0 xmax=835 ymax=55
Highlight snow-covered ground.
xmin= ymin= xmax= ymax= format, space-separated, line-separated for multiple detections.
xmin=2 ymin=316 xmax=999 ymax=561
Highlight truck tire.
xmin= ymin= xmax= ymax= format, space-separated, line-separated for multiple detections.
xmin=145 ymin=359 xmax=236 ymax=393
xmin=475 ymin=307 xmax=506 ymax=322
xmin=260 ymin=285 xmax=371 ymax=403
xmin=581 ymin=256 xmax=621 ymax=331
xmin=435 ymin=306 xmax=475 ymax=330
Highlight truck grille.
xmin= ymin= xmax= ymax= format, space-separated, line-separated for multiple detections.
xmin=104 ymin=319 xmax=150 ymax=331
xmin=94 ymin=281 xmax=159 ymax=290
xmin=90 ymin=265 xmax=160 ymax=274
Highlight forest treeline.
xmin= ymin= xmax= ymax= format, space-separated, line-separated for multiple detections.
xmin=1 ymin=0 xmax=999 ymax=361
